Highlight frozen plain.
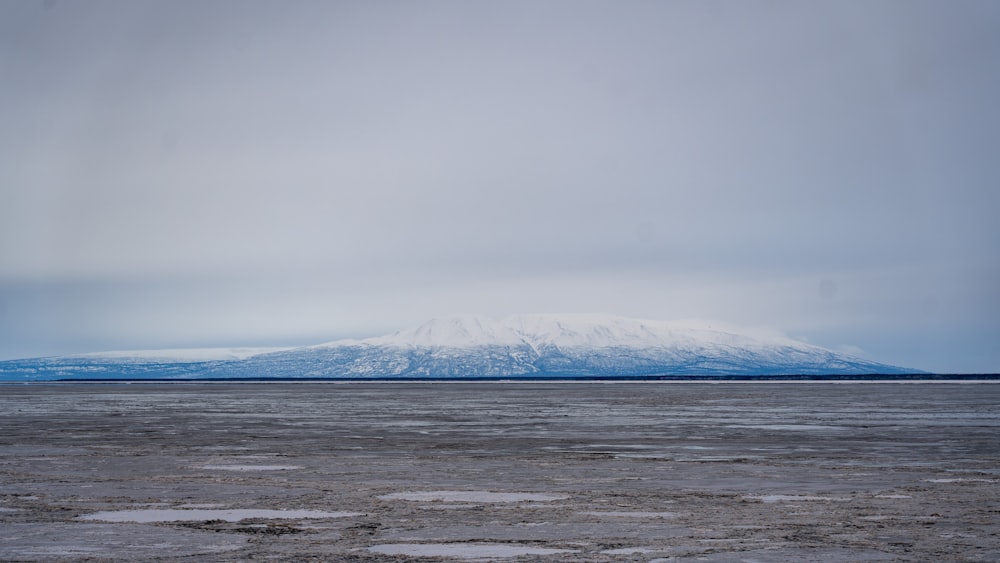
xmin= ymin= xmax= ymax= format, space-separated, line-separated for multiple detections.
xmin=1 ymin=382 xmax=998 ymax=561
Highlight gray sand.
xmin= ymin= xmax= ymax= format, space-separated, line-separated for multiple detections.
xmin=1 ymin=382 xmax=998 ymax=561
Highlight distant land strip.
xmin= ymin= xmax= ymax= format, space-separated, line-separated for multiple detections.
xmin=38 ymin=374 xmax=1000 ymax=383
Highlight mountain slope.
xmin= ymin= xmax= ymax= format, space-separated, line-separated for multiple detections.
xmin=0 ymin=315 xmax=921 ymax=380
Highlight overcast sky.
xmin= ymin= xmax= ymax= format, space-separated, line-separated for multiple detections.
xmin=1 ymin=0 xmax=998 ymax=373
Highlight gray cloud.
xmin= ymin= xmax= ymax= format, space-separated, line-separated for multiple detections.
xmin=1 ymin=0 xmax=998 ymax=372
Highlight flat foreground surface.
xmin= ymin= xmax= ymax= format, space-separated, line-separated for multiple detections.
xmin=1 ymin=382 xmax=998 ymax=561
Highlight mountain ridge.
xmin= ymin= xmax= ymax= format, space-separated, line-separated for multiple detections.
xmin=0 ymin=314 xmax=922 ymax=380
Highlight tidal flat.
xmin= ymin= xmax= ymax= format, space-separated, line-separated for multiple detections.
xmin=1 ymin=382 xmax=998 ymax=561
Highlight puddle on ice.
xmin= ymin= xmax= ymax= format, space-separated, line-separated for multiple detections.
xmin=726 ymin=424 xmax=845 ymax=432
xmin=601 ymin=547 xmax=659 ymax=555
xmin=367 ymin=543 xmax=578 ymax=559
xmin=199 ymin=465 xmax=303 ymax=471
xmin=613 ymin=453 xmax=674 ymax=460
xmin=747 ymin=495 xmax=851 ymax=503
xmin=3 ymin=523 xmax=248 ymax=558
xmin=177 ymin=503 xmax=226 ymax=508
xmin=18 ymin=547 xmax=104 ymax=557
xmin=673 ymin=455 xmax=762 ymax=462
xmin=77 ymin=509 xmax=362 ymax=523
xmin=582 ymin=511 xmax=678 ymax=519
xmin=378 ymin=491 xmax=567 ymax=503
xmin=925 ymin=478 xmax=997 ymax=483
xmin=416 ymin=504 xmax=481 ymax=510
xmin=582 ymin=444 xmax=658 ymax=449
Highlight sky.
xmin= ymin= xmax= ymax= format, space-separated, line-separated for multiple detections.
xmin=1 ymin=0 xmax=998 ymax=373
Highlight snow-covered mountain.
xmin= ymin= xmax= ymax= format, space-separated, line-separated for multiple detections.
xmin=0 ymin=347 xmax=288 ymax=381
xmin=73 ymin=347 xmax=292 ymax=363
xmin=0 ymin=315 xmax=920 ymax=381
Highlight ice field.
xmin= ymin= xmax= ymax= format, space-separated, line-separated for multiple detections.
xmin=1 ymin=382 xmax=998 ymax=561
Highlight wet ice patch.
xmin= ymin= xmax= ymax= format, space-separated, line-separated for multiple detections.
xmin=582 ymin=511 xmax=678 ymax=519
xmin=367 ymin=543 xmax=578 ymax=559
xmin=601 ymin=547 xmax=659 ymax=554
xmin=199 ymin=465 xmax=302 ymax=471
xmin=178 ymin=503 xmax=226 ymax=509
xmin=2 ymin=523 xmax=246 ymax=558
xmin=925 ymin=478 xmax=996 ymax=483
xmin=747 ymin=495 xmax=851 ymax=503
xmin=583 ymin=444 xmax=658 ymax=450
xmin=378 ymin=491 xmax=566 ymax=503
xmin=78 ymin=509 xmax=361 ymax=523
xmin=416 ymin=504 xmax=480 ymax=510
xmin=613 ymin=453 xmax=675 ymax=460
xmin=726 ymin=424 xmax=845 ymax=432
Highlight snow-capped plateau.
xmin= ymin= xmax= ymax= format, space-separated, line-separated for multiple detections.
xmin=0 ymin=314 xmax=922 ymax=381
xmin=73 ymin=347 xmax=292 ymax=363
